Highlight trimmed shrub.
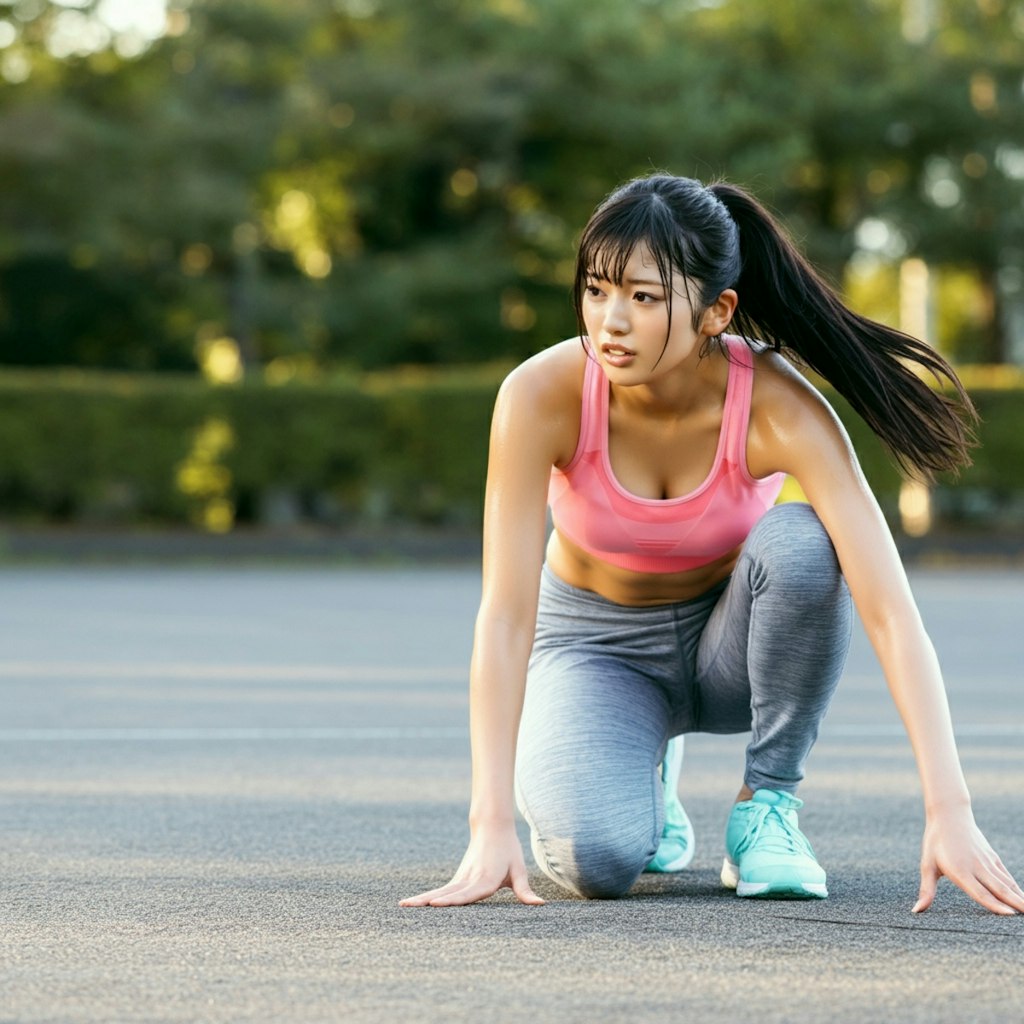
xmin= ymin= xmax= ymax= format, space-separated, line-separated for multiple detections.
xmin=0 ymin=366 xmax=1018 ymax=532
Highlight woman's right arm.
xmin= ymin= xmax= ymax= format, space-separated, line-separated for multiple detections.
xmin=400 ymin=352 xmax=577 ymax=907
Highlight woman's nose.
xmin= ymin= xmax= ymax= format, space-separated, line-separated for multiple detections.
xmin=604 ymin=296 xmax=630 ymax=334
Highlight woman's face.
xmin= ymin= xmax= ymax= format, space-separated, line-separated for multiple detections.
xmin=581 ymin=241 xmax=705 ymax=383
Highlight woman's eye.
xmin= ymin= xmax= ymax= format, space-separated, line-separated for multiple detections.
xmin=585 ymin=285 xmax=602 ymax=297
xmin=635 ymin=292 xmax=660 ymax=303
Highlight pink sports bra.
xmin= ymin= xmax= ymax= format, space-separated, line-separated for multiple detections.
xmin=548 ymin=335 xmax=785 ymax=574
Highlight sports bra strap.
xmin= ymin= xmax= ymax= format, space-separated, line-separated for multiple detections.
xmin=721 ymin=338 xmax=755 ymax=469
xmin=562 ymin=352 xmax=603 ymax=471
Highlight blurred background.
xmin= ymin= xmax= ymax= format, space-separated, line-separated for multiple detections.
xmin=0 ymin=0 xmax=1022 ymax=551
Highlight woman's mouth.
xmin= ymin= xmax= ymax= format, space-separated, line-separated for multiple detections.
xmin=601 ymin=343 xmax=636 ymax=367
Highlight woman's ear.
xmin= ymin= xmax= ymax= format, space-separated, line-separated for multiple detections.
xmin=701 ymin=289 xmax=738 ymax=336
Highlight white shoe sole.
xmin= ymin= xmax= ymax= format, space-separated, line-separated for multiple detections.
xmin=720 ymin=856 xmax=740 ymax=890
xmin=721 ymin=856 xmax=828 ymax=899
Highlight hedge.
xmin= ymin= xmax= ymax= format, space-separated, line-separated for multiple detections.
xmin=0 ymin=366 xmax=1020 ymax=532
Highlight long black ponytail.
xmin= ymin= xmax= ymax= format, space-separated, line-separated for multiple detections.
xmin=575 ymin=174 xmax=977 ymax=480
xmin=707 ymin=181 xmax=976 ymax=479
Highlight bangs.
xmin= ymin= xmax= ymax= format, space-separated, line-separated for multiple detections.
xmin=573 ymin=193 xmax=702 ymax=340
xmin=579 ymin=206 xmax=686 ymax=287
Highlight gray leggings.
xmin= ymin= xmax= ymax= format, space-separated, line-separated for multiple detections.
xmin=514 ymin=502 xmax=852 ymax=899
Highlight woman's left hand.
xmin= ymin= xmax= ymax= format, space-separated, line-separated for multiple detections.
xmin=913 ymin=807 xmax=1024 ymax=915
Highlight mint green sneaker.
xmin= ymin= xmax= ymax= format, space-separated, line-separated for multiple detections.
xmin=720 ymin=789 xmax=827 ymax=898
xmin=645 ymin=736 xmax=695 ymax=873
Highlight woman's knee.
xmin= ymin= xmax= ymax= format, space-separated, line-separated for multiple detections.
xmin=529 ymin=825 xmax=653 ymax=900
xmin=517 ymin=772 xmax=654 ymax=899
xmin=744 ymin=503 xmax=846 ymax=602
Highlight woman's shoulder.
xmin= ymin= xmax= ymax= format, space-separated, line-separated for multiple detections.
xmin=491 ymin=339 xmax=588 ymax=469
xmin=746 ymin=343 xmax=831 ymax=415
xmin=498 ymin=338 xmax=588 ymax=413
xmin=745 ymin=343 xmax=854 ymax=475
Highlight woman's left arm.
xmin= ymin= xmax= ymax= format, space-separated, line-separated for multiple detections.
xmin=753 ymin=366 xmax=1024 ymax=916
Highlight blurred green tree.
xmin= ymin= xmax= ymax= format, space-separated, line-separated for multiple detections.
xmin=0 ymin=0 xmax=309 ymax=368
xmin=0 ymin=0 xmax=1021 ymax=371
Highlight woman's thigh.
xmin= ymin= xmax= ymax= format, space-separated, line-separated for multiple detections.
xmin=514 ymin=569 xmax=679 ymax=894
xmin=516 ymin=644 xmax=673 ymax=822
xmin=515 ymin=641 xmax=673 ymax=897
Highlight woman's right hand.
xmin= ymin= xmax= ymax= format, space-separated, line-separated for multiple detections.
xmin=399 ymin=823 xmax=545 ymax=907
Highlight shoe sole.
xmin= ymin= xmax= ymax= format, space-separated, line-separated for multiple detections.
xmin=720 ymin=856 xmax=828 ymax=899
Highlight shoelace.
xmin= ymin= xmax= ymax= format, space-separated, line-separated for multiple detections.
xmin=735 ymin=804 xmax=814 ymax=858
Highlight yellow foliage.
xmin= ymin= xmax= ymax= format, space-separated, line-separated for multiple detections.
xmin=175 ymin=417 xmax=236 ymax=532
xmin=195 ymin=337 xmax=244 ymax=385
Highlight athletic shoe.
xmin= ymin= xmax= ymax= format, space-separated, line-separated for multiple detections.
xmin=645 ymin=736 xmax=695 ymax=873
xmin=720 ymin=788 xmax=827 ymax=898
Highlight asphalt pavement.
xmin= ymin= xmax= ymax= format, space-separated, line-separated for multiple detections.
xmin=1 ymin=565 xmax=1022 ymax=1023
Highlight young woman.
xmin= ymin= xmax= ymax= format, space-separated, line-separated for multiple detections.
xmin=400 ymin=173 xmax=1024 ymax=913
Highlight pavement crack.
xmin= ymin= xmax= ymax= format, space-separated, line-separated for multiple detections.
xmin=766 ymin=913 xmax=1019 ymax=938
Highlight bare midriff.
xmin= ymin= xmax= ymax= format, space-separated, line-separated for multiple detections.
xmin=546 ymin=530 xmax=740 ymax=607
